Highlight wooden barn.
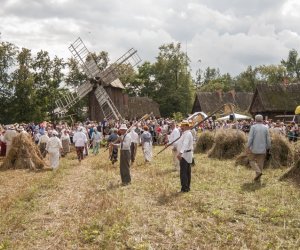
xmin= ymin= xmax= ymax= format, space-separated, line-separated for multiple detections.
xmin=88 ymin=78 xmax=160 ymax=121
xmin=192 ymin=90 xmax=253 ymax=114
xmin=249 ymin=83 xmax=300 ymax=120
xmin=127 ymin=97 xmax=161 ymax=119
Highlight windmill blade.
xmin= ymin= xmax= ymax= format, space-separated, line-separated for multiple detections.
xmin=94 ymin=85 xmax=122 ymax=121
xmin=99 ymin=48 xmax=141 ymax=85
xmin=69 ymin=37 xmax=100 ymax=78
xmin=55 ymin=81 xmax=93 ymax=115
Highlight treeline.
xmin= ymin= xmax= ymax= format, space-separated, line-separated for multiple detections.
xmin=1 ymin=40 xmax=300 ymax=124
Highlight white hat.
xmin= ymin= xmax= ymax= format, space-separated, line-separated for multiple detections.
xmin=119 ymin=124 xmax=128 ymax=130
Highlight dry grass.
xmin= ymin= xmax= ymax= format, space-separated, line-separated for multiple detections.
xmin=0 ymin=145 xmax=300 ymax=249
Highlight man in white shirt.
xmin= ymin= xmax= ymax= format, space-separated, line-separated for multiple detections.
xmin=114 ymin=124 xmax=132 ymax=185
xmin=177 ymin=120 xmax=194 ymax=192
xmin=168 ymin=121 xmax=180 ymax=171
xmin=4 ymin=126 xmax=17 ymax=156
xmin=38 ymin=131 xmax=50 ymax=158
xmin=73 ymin=127 xmax=88 ymax=163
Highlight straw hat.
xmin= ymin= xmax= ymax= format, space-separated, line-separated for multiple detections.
xmin=119 ymin=124 xmax=128 ymax=130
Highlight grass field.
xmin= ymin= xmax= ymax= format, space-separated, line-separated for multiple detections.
xmin=0 ymin=146 xmax=300 ymax=249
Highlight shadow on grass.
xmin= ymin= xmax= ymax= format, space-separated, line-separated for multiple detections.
xmin=157 ymin=191 xmax=181 ymax=205
xmin=241 ymin=182 xmax=266 ymax=192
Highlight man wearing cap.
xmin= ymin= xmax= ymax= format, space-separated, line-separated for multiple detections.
xmin=114 ymin=124 xmax=132 ymax=185
xmin=168 ymin=121 xmax=180 ymax=171
xmin=247 ymin=114 xmax=271 ymax=182
xmin=177 ymin=120 xmax=194 ymax=192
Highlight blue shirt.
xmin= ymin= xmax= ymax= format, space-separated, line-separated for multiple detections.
xmin=247 ymin=123 xmax=271 ymax=154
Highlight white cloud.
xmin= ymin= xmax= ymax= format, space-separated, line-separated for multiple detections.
xmin=0 ymin=0 xmax=300 ymax=77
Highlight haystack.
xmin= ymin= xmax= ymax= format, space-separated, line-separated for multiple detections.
xmin=195 ymin=131 xmax=215 ymax=153
xmin=208 ymin=129 xmax=246 ymax=159
xmin=280 ymin=142 xmax=300 ymax=184
xmin=0 ymin=133 xmax=45 ymax=170
xmin=267 ymin=133 xmax=293 ymax=168
xmin=235 ymin=133 xmax=293 ymax=168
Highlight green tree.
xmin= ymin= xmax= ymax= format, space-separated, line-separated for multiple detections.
xmin=281 ymin=49 xmax=300 ymax=82
xmin=256 ymin=64 xmax=286 ymax=84
xmin=0 ymin=41 xmax=17 ymax=123
xmin=152 ymin=43 xmax=193 ymax=116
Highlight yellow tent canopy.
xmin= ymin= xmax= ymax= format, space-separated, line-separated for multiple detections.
xmin=295 ymin=105 xmax=300 ymax=115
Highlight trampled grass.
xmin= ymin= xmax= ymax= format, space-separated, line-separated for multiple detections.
xmin=0 ymin=146 xmax=300 ymax=249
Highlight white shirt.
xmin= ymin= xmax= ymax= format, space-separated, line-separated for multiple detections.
xmin=130 ymin=130 xmax=139 ymax=144
xmin=121 ymin=133 xmax=132 ymax=150
xmin=46 ymin=137 xmax=62 ymax=153
xmin=73 ymin=131 xmax=87 ymax=147
xmin=177 ymin=130 xmax=194 ymax=163
xmin=168 ymin=127 xmax=180 ymax=148
xmin=39 ymin=134 xmax=50 ymax=144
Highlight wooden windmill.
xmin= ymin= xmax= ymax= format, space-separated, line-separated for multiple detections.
xmin=55 ymin=37 xmax=141 ymax=121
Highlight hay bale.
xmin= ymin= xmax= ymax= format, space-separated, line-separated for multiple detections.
xmin=208 ymin=129 xmax=246 ymax=159
xmin=280 ymin=142 xmax=300 ymax=183
xmin=0 ymin=133 xmax=45 ymax=170
xmin=267 ymin=133 xmax=293 ymax=168
xmin=235 ymin=152 xmax=251 ymax=168
xmin=195 ymin=131 xmax=215 ymax=153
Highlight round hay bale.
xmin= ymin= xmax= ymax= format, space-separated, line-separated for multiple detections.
xmin=208 ymin=129 xmax=246 ymax=159
xmin=195 ymin=131 xmax=215 ymax=153
xmin=267 ymin=133 xmax=293 ymax=168
xmin=0 ymin=133 xmax=45 ymax=170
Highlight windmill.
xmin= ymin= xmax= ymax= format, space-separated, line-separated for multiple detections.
xmin=55 ymin=37 xmax=141 ymax=121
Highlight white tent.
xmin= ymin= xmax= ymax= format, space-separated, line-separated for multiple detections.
xmin=217 ymin=113 xmax=251 ymax=121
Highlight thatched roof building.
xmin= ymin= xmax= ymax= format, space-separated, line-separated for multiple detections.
xmin=192 ymin=90 xmax=253 ymax=114
xmin=126 ymin=96 xmax=161 ymax=119
xmin=249 ymin=83 xmax=300 ymax=119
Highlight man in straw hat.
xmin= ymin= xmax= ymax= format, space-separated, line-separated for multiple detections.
xmin=177 ymin=120 xmax=194 ymax=192
xmin=247 ymin=114 xmax=271 ymax=182
xmin=113 ymin=124 xmax=132 ymax=185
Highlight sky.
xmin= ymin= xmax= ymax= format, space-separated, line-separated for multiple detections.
xmin=1 ymin=0 xmax=300 ymax=77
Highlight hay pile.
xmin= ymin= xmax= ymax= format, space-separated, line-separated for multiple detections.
xmin=0 ymin=133 xmax=45 ymax=170
xmin=235 ymin=133 xmax=293 ymax=168
xmin=208 ymin=129 xmax=246 ymax=159
xmin=195 ymin=131 xmax=215 ymax=153
xmin=267 ymin=133 xmax=293 ymax=168
xmin=280 ymin=142 xmax=300 ymax=183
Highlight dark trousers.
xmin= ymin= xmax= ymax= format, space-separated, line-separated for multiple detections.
xmin=76 ymin=146 xmax=84 ymax=161
xmin=130 ymin=142 xmax=137 ymax=162
xmin=180 ymin=158 xmax=191 ymax=192
xmin=120 ymin=150 xmax=131 ymax=184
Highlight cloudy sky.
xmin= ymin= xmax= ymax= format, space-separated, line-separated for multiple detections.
xmin=1 ymin=0 xmax=300 ymax=77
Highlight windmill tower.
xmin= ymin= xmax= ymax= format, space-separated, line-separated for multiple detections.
xmin=55 ymin=37 xmax=141 ymax=121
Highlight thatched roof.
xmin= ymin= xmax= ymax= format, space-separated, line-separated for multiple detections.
xmin=249 ymin=83 xmax=300 ymax=114
xmin=127 ymin=97 xmax=160 ymax=119
xmin=192 ymin=90 xmax=253 ymax=114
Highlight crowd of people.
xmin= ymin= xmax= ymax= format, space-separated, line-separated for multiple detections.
xmin=0 ymin=114 xmax=299 ymax=191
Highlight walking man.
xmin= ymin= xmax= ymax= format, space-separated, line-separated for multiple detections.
xmin=73 ymin=127 xmax=88 ymax=163
xmin=177 ymin=120 xmax=194 ymax=192
xmin=247 ymin=114 xmax=271 ymax=182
